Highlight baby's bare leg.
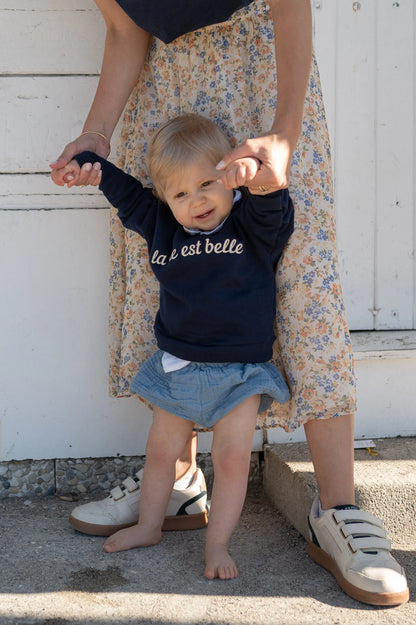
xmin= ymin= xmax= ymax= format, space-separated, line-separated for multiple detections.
xmin=204 ymin=395 xmax=259 ymax=579
xmin=104 ymin=406 xmax=195 ymax=553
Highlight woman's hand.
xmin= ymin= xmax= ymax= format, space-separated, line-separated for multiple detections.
xmin=50 ymin=133 xmax=109 ymax=187
xmin=217 ymin=0 xmax=311 ymax=195
xmin=216 ymin=130 xmax=296 ymax=194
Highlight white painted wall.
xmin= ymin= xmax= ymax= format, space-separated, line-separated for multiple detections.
xmin=0 ymin=1 xmax=152 ymax=460
xmin=0 ymin=1 xmax=415 ymax=460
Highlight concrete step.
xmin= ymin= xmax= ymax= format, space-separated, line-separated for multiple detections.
xmin=263 ymin=436 xmax=416 ymax=550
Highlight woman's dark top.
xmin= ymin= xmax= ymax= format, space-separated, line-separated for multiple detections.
xmin=115 ymin=0 xmax=254 ymax=43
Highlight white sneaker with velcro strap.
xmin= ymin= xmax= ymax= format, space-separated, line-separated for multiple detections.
xmin=307 ymin=496 xmax=409 ymax=606
xmin=69 ymin=468 xmax=208 ymax=536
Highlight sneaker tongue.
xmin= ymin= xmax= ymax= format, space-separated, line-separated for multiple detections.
xmin=334 ymin=504 xmax=360 ymax=511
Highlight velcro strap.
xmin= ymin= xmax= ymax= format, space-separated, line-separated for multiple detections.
xmin=110 ymin=485 xmax=125 ymax=501
xmin=333 ymin=508 xmax=384 ymax=528
xmin=350 ymin=536 xmax=392 ymax=552
xmin=123 ymin=476 xmax=140 ymax=493
xmin=340 ymin=521 xmax=387 ymax=540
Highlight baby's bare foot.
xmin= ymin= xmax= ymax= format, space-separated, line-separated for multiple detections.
xmin=204 ymin=543 xmax=238 ymax=580
xmin=103 ymin=525 xmax=162 ymax=553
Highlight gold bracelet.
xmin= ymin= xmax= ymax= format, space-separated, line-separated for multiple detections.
xmin=79 ymin=130 xmax=111 ymax=150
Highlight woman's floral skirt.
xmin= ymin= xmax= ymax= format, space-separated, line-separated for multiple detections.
xmin=108 ymin=0 xmax=356 ymax=431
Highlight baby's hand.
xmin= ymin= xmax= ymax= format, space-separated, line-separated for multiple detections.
xmin=50 ymin=131 xmax=109 ymax=187
xmin=61 ymin=159 xmax=102 ymax=189
xmin=217 ymin=157 xmax=260 ymax=190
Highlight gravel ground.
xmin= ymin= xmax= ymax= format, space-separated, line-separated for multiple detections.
xmin=0 ymin=488 xmax=414 ymax=625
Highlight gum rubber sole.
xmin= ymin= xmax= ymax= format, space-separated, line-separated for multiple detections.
xmin=69 ymin=510 xmax=208 ymax=537
xmin=162 ymin=510 xmax=208 ymax=531
xmin=307 ymin=539 xmax=409 ymax=607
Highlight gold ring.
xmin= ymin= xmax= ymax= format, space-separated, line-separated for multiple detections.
xmin=257 ymin=186 xmax=269 ymax=192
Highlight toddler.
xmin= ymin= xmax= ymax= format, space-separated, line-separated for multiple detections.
xmin=69 ymin=113 xmax=294 ymax=579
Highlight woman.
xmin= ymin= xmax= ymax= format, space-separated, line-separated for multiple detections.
xmin=50 ymin=0 xmax=408 ymax=606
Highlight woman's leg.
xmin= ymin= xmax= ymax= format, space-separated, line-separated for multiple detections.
xmin=205 ymin=395 xmax=260 ymax=580
xmin=104 ymin=406 xmax=195 ymax=553
xmin=305 ymin=412 xmax=409 ymax=606
xmin=304 ymin=412 xmax=355 ymax=509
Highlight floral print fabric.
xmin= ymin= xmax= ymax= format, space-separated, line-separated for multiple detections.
xmin=109 ymin=0 xmax=357 ymax=431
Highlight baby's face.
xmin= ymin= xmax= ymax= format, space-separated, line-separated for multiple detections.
xmin=163 ymin=155 xmax=234 ymax=231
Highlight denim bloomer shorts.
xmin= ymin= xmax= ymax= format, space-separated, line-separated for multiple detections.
xmin=130 ymin=350 xmax=290 ymax=429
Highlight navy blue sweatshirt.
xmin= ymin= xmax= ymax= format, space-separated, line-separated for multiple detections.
xmin=75 ymin=152 xmax=294 ymax=363
xmin=115 ymin=0 xmax=254 ymax=43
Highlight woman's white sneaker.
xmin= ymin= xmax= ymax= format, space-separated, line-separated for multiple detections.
xmin=307 ymin=496 xmax=409 ymax=606
xmin=69 ymin=468 xmax=208 ymax=536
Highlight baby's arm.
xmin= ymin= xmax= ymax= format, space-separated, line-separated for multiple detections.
xmin=70 ymin=151 xmax=156 ymax=236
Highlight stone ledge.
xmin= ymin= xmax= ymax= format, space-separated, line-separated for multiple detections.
xmin=0 ymin=452 xmax=261 ymax=499
xmin=0 ymin=460 xmax=55 ymax=498
xmin=263 ymin=437 xmax=416 ymax=550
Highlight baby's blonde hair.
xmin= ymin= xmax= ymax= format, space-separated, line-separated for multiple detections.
xmin=147 ymin=114 xmax=231 ymax=201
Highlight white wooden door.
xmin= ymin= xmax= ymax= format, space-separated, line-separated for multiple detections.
xmin=312 ymin=0 xmax=415 ymax=330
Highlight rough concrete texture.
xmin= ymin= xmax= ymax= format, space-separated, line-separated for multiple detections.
xmin=263 ymin=437 xmax=416 ymax=550
xmin=0 ymin=485 xmax=414 ymax=625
